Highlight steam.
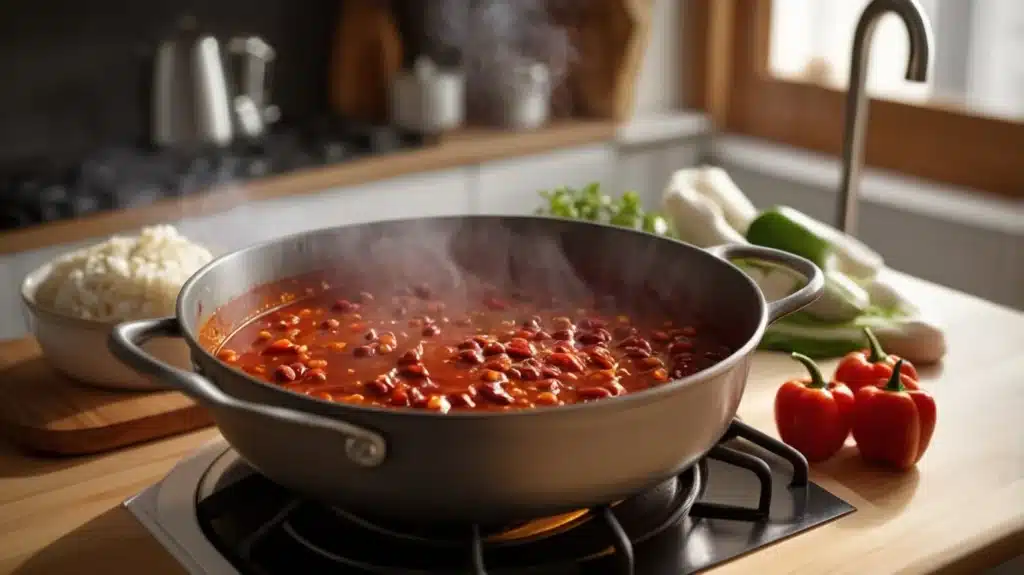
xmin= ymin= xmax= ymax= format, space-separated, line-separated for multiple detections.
xmin=425 ymin=0 xmax=580 ymax=120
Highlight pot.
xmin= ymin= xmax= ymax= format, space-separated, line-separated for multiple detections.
xmin=109 ymin=216 xmax=822 ymax=524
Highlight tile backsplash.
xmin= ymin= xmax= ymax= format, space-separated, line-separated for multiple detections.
xmin=0 ymin=0 xmax=338 ymax=168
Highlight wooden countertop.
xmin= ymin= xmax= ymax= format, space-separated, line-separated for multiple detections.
xmin=0 ymin=120 xmax=617 ymax=256
xmin=1 ymin=270 xmax=1022 ymax=574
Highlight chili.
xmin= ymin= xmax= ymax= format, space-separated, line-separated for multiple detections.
xmin=851 ymin=360 xmax=937 ymax=470
xmin=210 ymin=282 xmax=732 ymax=412
xmin=833 ymin=327 xmax=920 ymax=393
xmin=774 ymin=352 xmax=855 ymax=463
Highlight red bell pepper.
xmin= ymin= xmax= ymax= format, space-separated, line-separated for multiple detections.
xmin=833 ymin=327 xmax=920 ymax=393
xmin=852 ymin=359 xmax=937 ymax=470
xmin=774 ymin=353 xmax=856 ymax=463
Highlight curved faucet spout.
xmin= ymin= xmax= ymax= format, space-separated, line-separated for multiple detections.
xmin=836 ymin=0 xmax=933 ymax=235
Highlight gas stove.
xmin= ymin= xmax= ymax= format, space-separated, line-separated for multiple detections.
xmin=125 ymin=420 xmax=854 ymax=574
xmin=0 ymin=117 xmax=426 ymax=231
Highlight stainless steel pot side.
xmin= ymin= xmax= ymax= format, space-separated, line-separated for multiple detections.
xmin=109 ymin=216 xmax=823 ymax=524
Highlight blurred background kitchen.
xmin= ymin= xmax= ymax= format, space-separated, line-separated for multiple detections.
xmin=0 ymin=0 xmax=1021 ymax=340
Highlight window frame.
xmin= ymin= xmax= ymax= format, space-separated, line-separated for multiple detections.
xmin=683 ymin=0 xmax=1024 ymax=199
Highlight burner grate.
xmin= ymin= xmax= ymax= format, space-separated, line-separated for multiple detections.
xmin=198 ymin=419 xmax=815 ymax=575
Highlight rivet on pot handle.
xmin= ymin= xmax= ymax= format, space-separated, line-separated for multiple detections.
xmin=706 ymin=244 xmax=825 ymax=324
xmin=109 ymin=317 xmax=387 ymax=468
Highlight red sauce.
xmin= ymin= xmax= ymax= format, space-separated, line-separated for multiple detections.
xmin=211 ymin=282 xmax=732 ymax=413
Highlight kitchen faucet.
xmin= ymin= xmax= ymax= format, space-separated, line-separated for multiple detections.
xmin=835 ymin=0 xmax=933 ymax=235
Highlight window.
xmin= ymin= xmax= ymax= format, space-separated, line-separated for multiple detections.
xmin=684 ymin=0 xmax=1024 ymax=198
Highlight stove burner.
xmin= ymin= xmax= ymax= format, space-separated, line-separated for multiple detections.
xmin=191 ymin=420 xmax=842 ymax=575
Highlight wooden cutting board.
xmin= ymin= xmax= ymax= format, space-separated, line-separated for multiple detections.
xmin=0 ymin=337 xmax=213 ymax=456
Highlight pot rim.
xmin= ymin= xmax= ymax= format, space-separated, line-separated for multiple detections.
xmin=176 ymin=215 xmax=769 ymax=420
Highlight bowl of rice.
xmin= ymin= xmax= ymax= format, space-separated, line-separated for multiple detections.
xmin=20 ymin=225 xmax=214 ymax=390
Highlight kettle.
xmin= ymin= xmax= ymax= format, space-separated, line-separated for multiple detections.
xmin=152 ymin=18 xmax=278 ymax=149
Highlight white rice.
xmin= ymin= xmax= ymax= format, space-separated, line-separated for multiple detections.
xmin=33 ymin=225 xmax=213 ymax=321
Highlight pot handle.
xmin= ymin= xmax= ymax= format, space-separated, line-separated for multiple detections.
xmin=109 ymin=317 xmax=388 ymax=468
xmin=706 ymin=244 xmax=825 ymax=324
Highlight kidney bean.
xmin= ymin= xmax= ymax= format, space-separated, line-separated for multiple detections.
xmin=551 ymin=329 xmax=575 ymax=342
xmin=289 ymin=362 xmax=308 ymax=377
xmin=587 ymin=348 xmax=616 ymax=369
xmin=552 ymin=317 xmax=574 ymax=330
xmin=617 ymin=336 xmax=652 ymax=352
xmin=333 ymin=299 xmax=359 ymax=313
xmin=536 ymin=392 xmax=560 ymax=406
xmin=577 ymin=318 xmax=607 ymax=330
xmin=448 ymin=392 xmax=476 ymax=408
xmin=274 ymin=364 xmax=297 ymax=382
xmin=306 ymin=368 xmax=328 ymax=382
xmin=263 ymin=339 xmax=295 ymax=355
xmin=518 ymin=365 xmax=541 ymax=380
xmin=671 ymin=352 xmax=695 ymax=365
xmin=512 ymin=329 xmax=536 ymax=340
xmin=390 ymin=389 xmax=410 ymax=406
xmin=485 ymin=355 xmax=512 ymax=373
xmin=606 ymin=381 xmax=627 ymax=396
xmin=668 ymin=340 xmax=694 ymax=356
xmin=365 ymin=375 xmax=395 ymax=395
xmin=217 ymin=349 xmax=238 ymax=363
xmin=379 ymin=343 xmax=396 ymax=354
xmin=256 ymin=330 xmax=273 ymax=342
xmin=507 ymin=367 xmax=522 ymax=379
xmin=478 ymin=381 xmax=514 ymax=405
xmin=636 ymin=356 xmax=664 ymax=370
xmin=482 ymin=341 xmax=505 ymax=356
xmin=353 ymin=345 xmax=376 ymax=358
xmin=547 ymin=352 xmax=585 ymax=372
xmin=577 ymin=386 xmax=612 ymax=400
xmin=505 ymin=338 xmax=536 ymax=359
xmin=378 ymin=332 xmax=398 ymax=347
xmin=532 ymin=330 xmax=551 ymax=341
xmin=457 ymin=339 xmax=481 ymax=351
xmin=399 ymin=344 xmax=424 ymax=364
xmin=321 ymin=318 xmax=340 ymax=330
xmin=651 ymin=330 xmax=671 ymax=343
xmin=480 ymin=369 xmax=508 ymax=383
xmin=623 ymin=346 xmax=651 ymax=359
xmin=650 ymin=368 xmax=670 ymax=383
xmin=400 ymin=363 xmax=430 ymax=378
xmin=537 ymin=379 xmax=561 ymax=392
xmin=457 ymin=348 xmax=484 ymax=365
xmin=421 ymin=324 xmax=440 ymax=337
xmin=364 ymin=329 xmax=378 ymax=341
xmin=540 ymin=365 xmax=562 ymax=378
xmin=521 ymin=317 xmax=541 ymax=331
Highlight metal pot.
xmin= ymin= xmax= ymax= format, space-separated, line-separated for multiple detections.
xmin=109 ymin=216 xmax=822 ymax=524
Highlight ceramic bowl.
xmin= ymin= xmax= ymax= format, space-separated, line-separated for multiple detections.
xmin=20 ymin=263 xmax=193 ymax=391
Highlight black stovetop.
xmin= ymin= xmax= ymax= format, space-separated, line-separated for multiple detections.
xmin=193 ymin=421 xmax=854 ymax=574
xmin=0 ymin=117 xmax=427 ymax=231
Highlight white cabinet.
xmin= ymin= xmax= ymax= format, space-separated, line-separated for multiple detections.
xmin=476 ymin=144 xmax=617 ymax=215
